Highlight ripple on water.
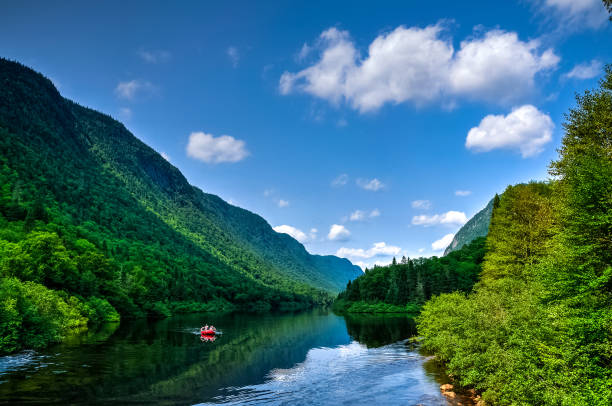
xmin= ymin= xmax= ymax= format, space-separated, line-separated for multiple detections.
xmin=199 ymin=341 xmax=448 ymax=406
xmin=0 ymin=350 xmax=50 ymax=375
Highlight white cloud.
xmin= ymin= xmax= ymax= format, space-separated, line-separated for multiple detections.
xmin=280 ymin=25 xmax=559 ymax=111
xmin=186 ymin=132 xmax=249 ymax=164
xmin=336 ymin=242 xmax=402 ymax=259
xmin=564 ymin=59 xmax=602 ymax=79
xmin=411 ymin=200 xmax=431 ymax=210
xmin=352 ymin=260 xmax=392 ymax=271
xmin=455 ymin=190 xmax=472 ymax=196
xmin=348 ymin=209 xmax=380 ymax=221
xmin=449 ymin=30 xmax=559 ymax=104
xmin=161 ymin=152 xmax=170 ymax=162
xmin=138 ymin=49 xmax=171 ymax=64
xmin=465 ymin=105 xmax=554 ymax=158
xmin=349 ymin=210 xmax=366 ymax=221
xmin=278 ymin=199 xmax=289 ymax=208
xmin=539 ymin=0 xmax=609 ymax=30
xmin=331 ymin=173 xmax=349 ymax=187
xmin=296 ymin=43 xmax=312 ymax=62
xmin=114 ymin=79 xmax=156 ymax=100
xmin=412 ymin=210 xmax=468 ymax=226
xmin=357 ymin=178 xmax=384 ymax=191
xmin=328 ymin=224 xmax=351 ymax=241
xmin=309 ymin=228 xmax=318 ymax=240
xmin=227 ymin=46 xmax=240 ymax=67
xmin=274 ymin=225 xmax=308 ymax=243
xmin=432 ymin=233 xmax=455 ymax=251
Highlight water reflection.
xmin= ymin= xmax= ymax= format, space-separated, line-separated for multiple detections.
xmin=343 ymin=313 xmax=417 ymax=348
xmin=0 ymin=310 xmax=448 ymax=405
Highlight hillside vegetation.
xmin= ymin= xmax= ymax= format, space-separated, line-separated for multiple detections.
xmin=444 ymin=198 xmax=494 ymax=255
xmin=334 ymin=237 xmax=486 ymax=313
xmin=0 ymin=59 xmax=360 ymax=354
xmin=418 ymin=67 xmax=612 ymax=404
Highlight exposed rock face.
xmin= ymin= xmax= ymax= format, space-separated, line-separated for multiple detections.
xmin=444 ymin=198 xmax=494 ymax=256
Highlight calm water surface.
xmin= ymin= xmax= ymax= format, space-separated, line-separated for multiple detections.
xmin=0 ymin=310 xmax=453 ymax=405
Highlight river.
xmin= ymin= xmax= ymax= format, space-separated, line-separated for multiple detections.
xmin=0 ymin=310 xmax=457 ymax=405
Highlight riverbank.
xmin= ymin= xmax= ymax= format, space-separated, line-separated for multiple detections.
xmin=333 ymin=299 xmax=421 ymax=314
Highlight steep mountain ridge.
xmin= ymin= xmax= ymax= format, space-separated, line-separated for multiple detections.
xmin=0 ymin=58 xmax=360 ymax=318
xmin=71 ymin=101 xmax=360 ymax=292
xmin=443 ymin=198 xmax=494 ymax=255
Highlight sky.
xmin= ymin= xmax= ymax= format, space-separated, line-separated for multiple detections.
xmin=1 ymin=0 xmax=610 ymax=269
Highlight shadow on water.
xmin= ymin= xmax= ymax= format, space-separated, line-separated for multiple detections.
xmin=0 ymin=309 xmax=453 ymax=405
xmin=342 ymin=313 xmax=417 ymax=348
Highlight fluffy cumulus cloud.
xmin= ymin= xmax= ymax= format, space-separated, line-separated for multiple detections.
xmin=273 ymin=225 xmax=308 ymax=243
xmin=280 ymin=25 xmax=559 ymax=111
xmin=411 ymin=200 xmax=431 ymax=210
xmin=336 ymin=242 xmax=402 ymax=259
xmin=466 ymin=105 xmax=554 ymax=158
xmin=455 ymin=190 xmax=472 ymax=196
xmin=328 ymin=224 xmax=351 ymax=241
xmin=448 ymin=30 xmax=559 ymax=104
xmin=278 ymin=199 xmax=289 ymax=208
xmin=538 ymin=0 xmax=609 ymax=30
xmin=186 ymin=132 xmax=249 ymax=164
xmin=412 ymin=210 xmax=467 ymax=226
xmin=114 ymin=79 xmax=156 ymax=100
xmin=432 ymin=233 xmax=455 ymax=251
xmin=564 ymin=59 xmax=602 ymax=80
xmin=357 ymin=178 xmax=385 ymax=191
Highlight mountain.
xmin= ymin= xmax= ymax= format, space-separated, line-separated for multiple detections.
xmin=443 ymin=198 xmax=494 ymax=255
xmin=0 ymin=58 xmax=360 ymax=323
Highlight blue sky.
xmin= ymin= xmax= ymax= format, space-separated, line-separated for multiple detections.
xmin=2 ymin=0 xmax=610 ymax=268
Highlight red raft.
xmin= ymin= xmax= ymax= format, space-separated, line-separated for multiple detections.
xmin=201 ymin=329 xmax=216 ymax=335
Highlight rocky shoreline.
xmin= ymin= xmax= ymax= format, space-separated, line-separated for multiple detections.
xmin=440 ymin=383 xmax=485 ymax=405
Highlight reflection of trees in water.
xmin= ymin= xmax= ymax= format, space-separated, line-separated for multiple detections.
xmin=343 ymin=314 xmax=417 ymax=348
xmin=0 ymin=310 xmax=351 ymax=404
xmin=1 ymin=311 xmax=422 ymax=404
xmin=120 ymin=310 xmax=349 ymax=403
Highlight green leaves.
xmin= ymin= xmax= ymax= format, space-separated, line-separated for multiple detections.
xmin=417 ymin=67 xmax=612 ymax=404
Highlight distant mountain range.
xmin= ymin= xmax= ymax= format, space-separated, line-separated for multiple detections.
xmin=444 ymin=198 xmax=494 ymax=255
xmin=0 ymin=58 xmax=361 ymax=317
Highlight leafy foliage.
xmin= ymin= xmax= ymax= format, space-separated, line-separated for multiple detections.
xmin=0 ymin=277 xmax=87 ymax=353
xmin=334 ymin=237 xmax=486 ymax=312
xmin=418 ymin=67 xmax=612 ymax=405
xmin=0 ymin=58 xmax=360 ymax=353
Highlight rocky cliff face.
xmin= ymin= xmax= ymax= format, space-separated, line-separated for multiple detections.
xmin=444 ymin=199 xmax=494 ymax=255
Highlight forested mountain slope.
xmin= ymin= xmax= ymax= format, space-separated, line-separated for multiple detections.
xmin=443 ymin=198 xmax=494 ymax=255
xmin=334 ymin=237 xmax=486 ymax=313
xmin=72 ymin=101 xmax=360 ymax=293
xmin=0 ymin=58 xmax=360 ymax=353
